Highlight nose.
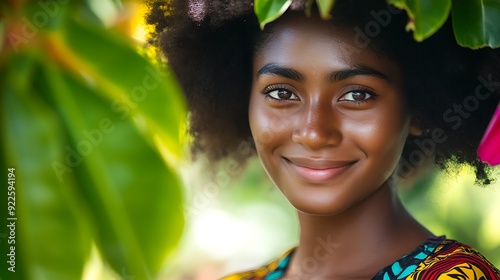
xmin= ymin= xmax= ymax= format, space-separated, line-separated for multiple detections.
xmin=292 ymin=100 xmax=342 ymax=150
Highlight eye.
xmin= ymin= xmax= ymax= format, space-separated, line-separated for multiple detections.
xmin=339 ymin=89 xmax=375 ymax=103
xmin=266 ymin=88 xmax=299 ymax=101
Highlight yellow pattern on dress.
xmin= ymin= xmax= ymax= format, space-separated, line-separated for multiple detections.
xmin=406 ymin=244 xmax=492 ymax=280
xmin=220 ymin=249 xmax=294 ymax=280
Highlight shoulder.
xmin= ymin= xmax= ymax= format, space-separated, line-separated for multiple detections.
xmin=407 ymin=239 xmax=500 ymax=280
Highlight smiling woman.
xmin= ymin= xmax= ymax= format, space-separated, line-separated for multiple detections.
xmin=147 ymin=0 xmax=500 ymax=279
xmin=249 ymin=14 xmax=413 ymax=219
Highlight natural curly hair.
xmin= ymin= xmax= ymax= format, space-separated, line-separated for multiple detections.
xmin=146 ymin=0 xmax=500 ymax=185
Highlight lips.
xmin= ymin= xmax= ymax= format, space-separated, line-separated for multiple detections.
xmin=283 ymin=157 xmax=355 ymax=184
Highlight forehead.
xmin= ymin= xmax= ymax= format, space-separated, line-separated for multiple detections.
xmin=253 ymin=13 xmax=401 ymax=82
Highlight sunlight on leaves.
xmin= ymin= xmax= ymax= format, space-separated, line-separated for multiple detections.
xmin=254 ymin=0 xmax=293 ymax=29
xmin=315 ymin=0 xmax=335 ymax=19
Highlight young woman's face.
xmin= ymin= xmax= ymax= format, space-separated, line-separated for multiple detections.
xmin=249 ymin=14 xmax=418 ymax=215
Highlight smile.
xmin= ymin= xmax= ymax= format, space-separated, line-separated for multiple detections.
xmin=283 ymin=157 xmax=356 ymax=184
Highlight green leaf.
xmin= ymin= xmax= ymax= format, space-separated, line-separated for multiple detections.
xmin=316 ymin=0 xmax=335 ymax=19
xmin=388 ymin=0 xmax=451 ymax=42
xmin=41 ymin=54 xmax=184 ymax=278
xmin=254 ymin=0 xmax=293 ymax=29
xmin=451 ymin=0 xmax=500 ymax=49
xmin=1 ymin=1 xmax=186 ymax=278
xmin=1 ymin=52 xmax=92 ymax=280
xmin=51 ymin=14 xmax=187 ymax=166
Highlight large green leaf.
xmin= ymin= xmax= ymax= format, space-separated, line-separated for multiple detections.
xmin=388 ymin=0 xmax=451 ymax=42
xmin=49 ymin=13 xmax=187 ymax=166
xmin=254 ymin=0 xmax=293 ymax=29
xmin=452 ymin=0 xmax=500 ymax=49
xmin=41 ymin=55 xmax=184 ymax=278
xmin=1 ymin=1 xmax=186 ymax=279
xmin=1 ymin=52 xmax=91 ymax=280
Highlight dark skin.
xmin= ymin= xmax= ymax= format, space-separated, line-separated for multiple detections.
xmin=249 ymin=14 xmax=433 ymax=279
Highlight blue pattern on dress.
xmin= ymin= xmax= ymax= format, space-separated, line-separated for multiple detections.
xmin=373 ymin=238 xmax=442 ymax=279
xmin=262 ymin=236 xmax=445 ymax=280
xmin=265 ymin=253 xmax=292 ymax=280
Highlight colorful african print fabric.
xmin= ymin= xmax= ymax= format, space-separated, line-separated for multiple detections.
xmin=221 ymin=236 xmax=500 ymax=280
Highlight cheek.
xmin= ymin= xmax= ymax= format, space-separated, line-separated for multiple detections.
xmin=248 ymin=94 xmax=285 ymax=187
xmin=339 ymin=96 xmax=408 ymax=151
xmin=249 ymin=96 xmax=293 ymax=150
xmin=349 ymin=108 xmax=410 ymax=171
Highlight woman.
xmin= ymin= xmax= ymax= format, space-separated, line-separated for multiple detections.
xmin=148 ymin=0 xmax=500 ymax=278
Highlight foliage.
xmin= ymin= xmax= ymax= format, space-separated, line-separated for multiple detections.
xmin=254 ymin=0 xmax=293 ymax=29
xmin=254 ymin=0 xmax=500 ymax=49
xmin=0 ymin=0 xmax=186 ymax=279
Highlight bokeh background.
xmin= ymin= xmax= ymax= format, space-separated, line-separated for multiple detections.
xmin=1 ymin=0 xmax=499 ymax=279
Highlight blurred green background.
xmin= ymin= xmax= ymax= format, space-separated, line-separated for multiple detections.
xmin=1 ymin=0 xmax=499 ymax=280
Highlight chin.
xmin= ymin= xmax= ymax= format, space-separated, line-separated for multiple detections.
xmin=294 ymin=203 xmax=352 ymax=217
xmin=284 ymin=190 xmax=355 ymax=216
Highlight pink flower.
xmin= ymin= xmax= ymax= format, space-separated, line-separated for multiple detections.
xmin=478 ymin=103 xmax=500 ymax=166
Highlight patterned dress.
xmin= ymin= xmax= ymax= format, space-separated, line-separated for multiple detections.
xmin=221 ymin=236 xmax=500 ymax=279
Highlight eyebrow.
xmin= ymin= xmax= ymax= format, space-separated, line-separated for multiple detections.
xmin=330 ymin=64 xmax=390 ymax=82
xmin=257 ymin=63 xmax=305 ymax=81
xmin=256 ymin=63 xmax=390 ymax=82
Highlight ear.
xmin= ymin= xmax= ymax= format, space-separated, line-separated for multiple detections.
xmin=409 ymin=118 xmax=423 ymax=137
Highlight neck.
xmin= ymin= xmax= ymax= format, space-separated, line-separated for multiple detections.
xmin=286 ymin=182 xmax=432 ymax=279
